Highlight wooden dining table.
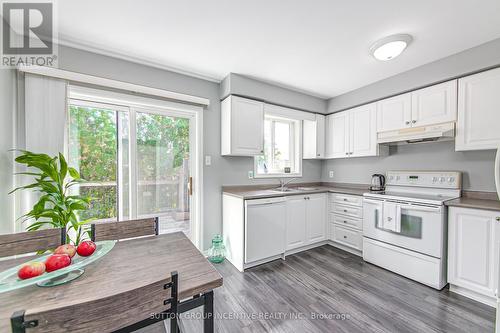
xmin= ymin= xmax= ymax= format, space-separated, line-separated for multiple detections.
xmin=0 ymin=232 xmax=223 ymax=333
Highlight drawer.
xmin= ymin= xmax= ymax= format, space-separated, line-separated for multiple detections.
xmin=330 ymin=213 xmax=362 ymax=230
xmin=330 ymin=193 xmax=362 ymax=207
xmin=330 ymin=224 xmax=362 ymax=250
xmin=331 ymin=203 xmax=363 ymax=219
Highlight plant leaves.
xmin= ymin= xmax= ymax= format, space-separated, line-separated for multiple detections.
xmin=68 ymin=167 xmax=80 ymax=179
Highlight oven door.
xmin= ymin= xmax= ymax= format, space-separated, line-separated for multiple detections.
xmin=363 ymin=198 xmax=445 ymax=258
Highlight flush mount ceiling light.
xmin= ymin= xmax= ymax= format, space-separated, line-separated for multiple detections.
xmin=370 ymin=34 xmax=413 ymax=61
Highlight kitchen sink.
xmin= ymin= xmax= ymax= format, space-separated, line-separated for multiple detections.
xmin=296 ymin=187 xmax=320 ymax=191
xmin=270 ymin=188 xmax=299 ymax=193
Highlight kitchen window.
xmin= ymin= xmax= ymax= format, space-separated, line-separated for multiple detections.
xmin=254 ymin=115 xmax=301 ymax=177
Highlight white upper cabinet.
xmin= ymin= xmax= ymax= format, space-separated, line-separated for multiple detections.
xmin=326 ymin=112 xmax=349 ymax=158
xmin=349 ymin=103 xmax=377 ymax=157
xmin=303 ymin=114 xmax=325 ymax=159
xmin=377 ymin=93 xmax=412 ymax=132
xmin=411 ymin=80 xmax=457 ymax=127
xmin=456 ymin=67 xmax=500 ymax=151
xmin=221 ymin=96 xmax=264 ymax=156
xmin=326 ymin=103 xmax=380 ymax=159
xmin=376 ymin=79 xmax=458 ymax=133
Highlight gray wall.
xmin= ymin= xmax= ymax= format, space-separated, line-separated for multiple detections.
xmin=323 ymin=38 xmax=500 ymax=192
xmin=56 ymin=46 xmax=323 ymax=249
xmin=328 ymin=38 xmax=500 ymax=112
xmin=1 ymin=38 xmax=499 ymax=240
xmin=221 ymin=73 xmax=327 ymax=114
xmin=321 ymin=141 xmax=496 ymax=192
xmin=0 ymin=69 xmax=15 ymax=234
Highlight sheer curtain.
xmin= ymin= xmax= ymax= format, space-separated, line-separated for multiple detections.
xmin=14 ymin=74 xmax=67 ymax=231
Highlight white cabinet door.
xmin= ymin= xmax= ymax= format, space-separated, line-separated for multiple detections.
xmin=456 ymin=67 xmax=500 ymax=151
xmin=326 ymin=112 xmax=349 ymax=158
xmin=316 ymin=115 xmax=326 ymax=158
xmin=303 ymin=114 xmax=325 ymax=159
xmin=411 ymin=80 xmax=457 ymax=127
xmin=306 ymin=194 xmax=327 ymax=244
xmin=221 ymin=96 xmax=264 ymax=156
xmin=448 ymin=207 xmax=500 ymax=298
xmin=376 ymin=93 xmax=412 ymax=132
xmin=286 ymin=196 xmax=307 ymax=250
xmin=349 ymin=103 xmax=377 ymax=157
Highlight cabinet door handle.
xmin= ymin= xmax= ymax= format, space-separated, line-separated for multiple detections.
xmin=405 ymin=121 xmax=410 ymax=125
xmin=343 ymin=198 xmax=348 ymax=201
xmin=412 ymin=120 xmax=417 ymax=124
xmin=496 ymin=217 xmax=500 ymax=222
xmin=345 ymin=152 xmax=349 ymax=155
xmin=343 ymin=235 xmax=347 ymax=239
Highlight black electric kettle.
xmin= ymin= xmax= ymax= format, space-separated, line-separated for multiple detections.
xmin=370 ymin=174 xmax=386 ymax=192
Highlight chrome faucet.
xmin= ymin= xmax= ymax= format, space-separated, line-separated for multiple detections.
xmin=278 ymin=178 xmax=298 ymax=191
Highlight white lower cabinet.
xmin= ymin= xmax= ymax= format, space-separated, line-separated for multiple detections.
xmin=448 ymin=206 xmax=500 ymax=306
xmin=285 ymin=194 xmax=326 ymax=251
xmin=285 ymin=196 xmax=307 ymax=250
xmin=330 ymin=224 xmax=362 ymax=250
xmin=328 ymin=193 xmax=363 ymax=253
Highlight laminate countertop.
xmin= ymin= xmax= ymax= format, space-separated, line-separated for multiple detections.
xmin=445 ymin=197 xmax=500 ymax=212
xmin=222 ymin=184 xmax=369 ymax=200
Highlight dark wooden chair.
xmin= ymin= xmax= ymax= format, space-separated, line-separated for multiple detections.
xmin=0 ymin=228 xmax=65 ymax=258
xmin=10 ymin=271 xmax=180 ymax=333
xmin=90 ymin=217 xmax=159 ymax=242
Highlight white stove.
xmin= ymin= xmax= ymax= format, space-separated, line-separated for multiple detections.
xmin=364 ymin=170 xmax=462 ymax=205
xmin=362 ymin=171 xmax=462 ymax=290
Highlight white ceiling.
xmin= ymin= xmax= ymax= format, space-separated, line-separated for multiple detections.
xmin=57 ymin=0 xmax=500 ymax=98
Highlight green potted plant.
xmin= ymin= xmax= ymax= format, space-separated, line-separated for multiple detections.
xmin=10 ymin=150 xmax=93 ymax=245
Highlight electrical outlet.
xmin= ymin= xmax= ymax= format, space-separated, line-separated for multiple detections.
xmin=329 ymin=171 xmax=334 ymax=178
xmin=205 ymin=155 xmax=212 ymax=166
xmin=248 ymin=171 xmax=254 ymax=179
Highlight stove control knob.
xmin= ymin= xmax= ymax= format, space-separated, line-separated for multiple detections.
xmin=388 ymin=175 xmax=394 ymax=181
xmin=440 ymin=177 xmax=446 ymax=182
xmin=432 ymin=177 xmax=438 ymax=183
xmin=448 ymin=177 xmax=455 ymax=183
xmin=396 ymin=176 xmax=400 ymax=181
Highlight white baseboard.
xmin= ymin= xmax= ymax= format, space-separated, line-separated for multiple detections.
xmin=327 ymin=241 xmax=362 ymax=257
xmin=449 ymin=284 xmax=497 ymax=308
xmin=284 ymin=240 xmax=329 ymax=257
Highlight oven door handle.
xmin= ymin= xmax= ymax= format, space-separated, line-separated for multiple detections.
xmin=399 ymin=204 xmax=442 ymax=213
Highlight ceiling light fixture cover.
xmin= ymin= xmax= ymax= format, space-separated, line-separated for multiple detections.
xmin=370 ymin=34 xmax=413 ymax=61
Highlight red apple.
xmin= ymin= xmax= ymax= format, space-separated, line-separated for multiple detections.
xmin=17 ymin=262 xmax=45 ymax=280
xmin=77 ymin=241 xmax=96 ymax=257
xmin=45 ymin=254 xmax=71 ymax=272
xmin=54 ymin=244 xmax=77 ymax=258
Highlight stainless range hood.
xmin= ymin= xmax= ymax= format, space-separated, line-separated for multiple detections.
xmin=377 ymin=122 xmax=455 ymax=145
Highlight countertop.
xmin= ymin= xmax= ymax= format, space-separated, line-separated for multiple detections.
xmin=222 ymin=184 xmax=369 ymax=200
xmin=445 ymin=196 xmax=500 ymax=212
xmin=224 ymin=185 xmax=500 ymax=211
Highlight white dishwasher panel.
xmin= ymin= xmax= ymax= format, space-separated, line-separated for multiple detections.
xmin=245 ymin=197 xmax=286 ymax=264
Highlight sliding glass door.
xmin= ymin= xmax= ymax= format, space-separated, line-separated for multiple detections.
xmin=68 ymin=97 xmax=196 ymax=240
xmin=134 ymin=110 xmax=191 ymax=236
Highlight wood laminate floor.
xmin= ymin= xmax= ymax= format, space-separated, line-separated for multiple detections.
xmin=139 ymin=245 xmax=495 ymax=333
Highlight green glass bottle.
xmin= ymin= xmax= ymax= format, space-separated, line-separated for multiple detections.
xmin=208 ymin=234 xmax=226 ymax=264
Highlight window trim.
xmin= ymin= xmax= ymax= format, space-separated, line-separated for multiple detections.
xmin=253 ymin=115 xmax=302 ymax=179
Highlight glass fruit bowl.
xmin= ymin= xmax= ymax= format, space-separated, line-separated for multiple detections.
xmin=0 ymin=240 xmax=116 ymax=293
